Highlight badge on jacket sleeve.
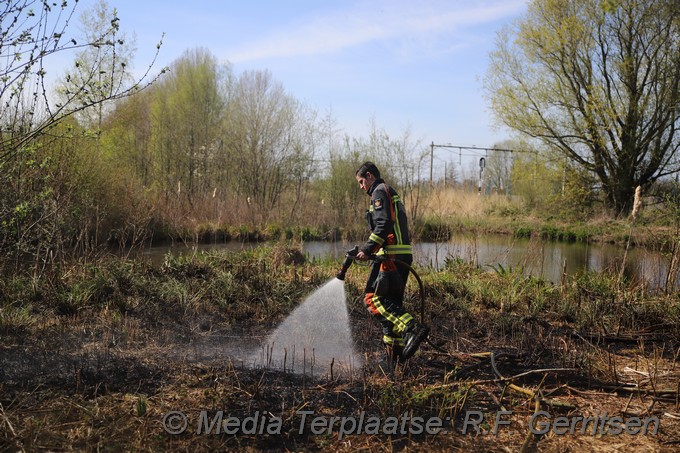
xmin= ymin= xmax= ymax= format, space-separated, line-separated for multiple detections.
xmin=374 ymin=198 xmax=383 ymax=210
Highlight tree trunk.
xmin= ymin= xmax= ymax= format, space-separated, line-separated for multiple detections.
xmin=608 ymin=181 xmax=635 ymax=217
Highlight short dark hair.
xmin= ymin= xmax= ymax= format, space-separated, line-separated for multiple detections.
xmin=356 ymin=161 xmax=381 ymax=178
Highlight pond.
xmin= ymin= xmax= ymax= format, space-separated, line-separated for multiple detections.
xmin=137 ymin=234 xmax=677 ymax=291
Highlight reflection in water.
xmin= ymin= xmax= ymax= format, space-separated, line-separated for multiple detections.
xmin=424 ymin=236 xmax=673 ymax=289
xmin=140 ymin=235 xmax=676 ymax=291
xmin=305 ymin=236 xmax=675 ymax=290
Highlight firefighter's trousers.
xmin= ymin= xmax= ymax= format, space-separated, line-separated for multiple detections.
xmin=363 ymin=255 xmax=414 ymax=348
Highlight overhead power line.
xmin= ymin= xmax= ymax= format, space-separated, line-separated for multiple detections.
xmin=428 ymin=142 xmax=536 ymax=184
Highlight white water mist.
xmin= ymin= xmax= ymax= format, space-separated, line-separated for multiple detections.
xmin=251 ymin=278 xmax=362 ymax=376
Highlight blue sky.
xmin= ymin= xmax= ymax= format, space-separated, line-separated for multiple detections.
xmin=82 ymin=1 xmax=528 ymax=167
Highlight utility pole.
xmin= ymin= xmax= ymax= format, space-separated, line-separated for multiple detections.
xmin=478 ymin=157 xmax=486 ymax=195
xmin=430 ymin=141 xmax=434 ymax=186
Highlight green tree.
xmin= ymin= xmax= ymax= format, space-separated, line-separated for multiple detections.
xmin=101 ymin=89 xmax=154 ymax=186
xmin=554 ymin=161 xmax=599 ymax=219
xmin=144 ymin=49 xmax=228 ymax=210
xmin=484 ymin=0 xmax=680 ymax=215
xmin=509 ymin=143 xmax=562 ymax=209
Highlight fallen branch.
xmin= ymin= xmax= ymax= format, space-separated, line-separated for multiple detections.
xmin=574 ymin=331 xmax=673 ymax=343
xmin=430 ymin=365 xmax=576 ymax=392
xmin=592 ymin=383 xmax=678 ymax=397
xmin=487 ymin=352 xmax=579 ymax=452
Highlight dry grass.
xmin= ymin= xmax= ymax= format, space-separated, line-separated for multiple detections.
xmin=2 ymin=303 xmax=678 ymax=451
xmin=421 ymin=187 xmax=521 ymax=219
xmin=1 ymin=250 xmax=679 ymax=451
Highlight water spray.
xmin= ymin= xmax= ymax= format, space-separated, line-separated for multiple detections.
xmin=335 ymin=245 xmax=426 ymax=323
xmin=251 ymin=275 xmax=361 ymax=374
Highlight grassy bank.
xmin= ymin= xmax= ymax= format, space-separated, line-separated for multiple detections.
xmin=1 ymin=245 xmax=679 ymax=451
xmin=159 ymin=216 xmax=672 ymax=255
xmin=413 ymin=188 xmax=680 ymax=248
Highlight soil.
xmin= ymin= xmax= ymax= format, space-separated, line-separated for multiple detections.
xmin=1 ymin=294 xmax=679 ymax=452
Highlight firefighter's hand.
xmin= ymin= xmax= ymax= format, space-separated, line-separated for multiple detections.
xmin=356 ymin=251 xmax=369 ymax=261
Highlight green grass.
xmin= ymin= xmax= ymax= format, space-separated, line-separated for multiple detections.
xmin=2 ymin=242 xmax=679 ymax=340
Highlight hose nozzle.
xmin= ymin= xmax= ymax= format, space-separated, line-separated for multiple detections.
xmin=336 ymin=245 xmax=359 ymax=280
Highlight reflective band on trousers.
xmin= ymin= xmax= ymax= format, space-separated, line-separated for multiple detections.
xmin=383 ymin=335 xmax=405 ymax=346
xmin=368 ymin=294 xmax=413 ymax=333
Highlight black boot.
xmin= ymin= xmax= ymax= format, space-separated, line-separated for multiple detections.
xmin=402 ymin=323 xmax=430 ymax=359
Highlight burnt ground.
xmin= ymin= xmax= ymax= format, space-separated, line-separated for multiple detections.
xmin=1 ymin=297 xmax=679 ymax=452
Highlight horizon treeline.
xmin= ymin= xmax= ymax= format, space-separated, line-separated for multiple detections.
xmin=2 ymin=43 xmax=437 ymax=270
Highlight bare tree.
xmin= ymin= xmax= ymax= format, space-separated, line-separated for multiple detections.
xmin=486 ymin=141 xmax=514 ymax=194
xmin=0 ymin=0 xmax=164 ymax=161
xmin=224 ymin=70 xmax=317 ymax=224
xmin=57 ymin=0 xmax=136 ymax=132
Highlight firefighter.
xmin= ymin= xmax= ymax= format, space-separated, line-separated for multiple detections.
xmin=354 ymin=161 xmax=430 ymax=364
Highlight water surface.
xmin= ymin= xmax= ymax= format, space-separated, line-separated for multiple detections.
xmin=139 ymin=234 xmax=676 ymax=290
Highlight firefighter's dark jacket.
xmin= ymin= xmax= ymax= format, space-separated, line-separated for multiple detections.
xmin=361 ymin=178 xmax=412 ymax=256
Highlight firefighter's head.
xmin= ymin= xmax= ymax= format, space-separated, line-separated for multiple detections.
xmin=356 ymin=161 xmax=380 ymax=193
